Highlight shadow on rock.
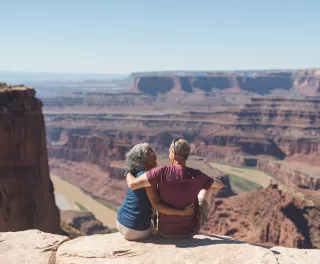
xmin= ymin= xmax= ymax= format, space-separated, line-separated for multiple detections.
xmin=137 ymin=234 xmax=246 ymax=248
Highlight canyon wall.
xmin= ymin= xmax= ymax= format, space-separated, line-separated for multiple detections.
xmin=131 ymin=70 xmax=320 ymax=96
xmin=0 ymin=83 xmax=60 ymax=233
xmin=257 ymin=160 xmax=320 ymax=190
xmin=46 ymin=96 xmax=319 ymax=190
xmin=201 ymin=184 xmax=320 ymax=249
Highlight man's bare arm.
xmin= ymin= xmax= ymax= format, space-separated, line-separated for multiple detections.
xmin=210 ymin=178 xmax=224 ymax=189
xmin=126 ymin=172 xmax=151 ymax=190
xmin=145 ymin=185 xmax=194 ymax=216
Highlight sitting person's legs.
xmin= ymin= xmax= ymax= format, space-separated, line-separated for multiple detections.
xmin=197 ymin=188 xmax=219 ymax=228
xmin=116 ymin=220 xmax=153 ymax=241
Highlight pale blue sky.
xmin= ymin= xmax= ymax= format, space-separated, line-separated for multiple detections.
xmin=1 ymin=0 xmax=319 ymax=74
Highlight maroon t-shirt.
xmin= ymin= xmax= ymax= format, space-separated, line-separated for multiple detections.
xmin=146 ymin=165 xmax=214 ymax=236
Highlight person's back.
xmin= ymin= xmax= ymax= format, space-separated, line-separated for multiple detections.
xmin=117 ymin=170 xmax=153 ymax=231
xmin=147 ymin=165 xmax=213 ymax=236
xmin=125 ymin=138 xmax=224 ymax=238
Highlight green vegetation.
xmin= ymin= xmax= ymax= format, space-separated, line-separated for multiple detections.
xmin=228 ymin=174 xmax=262 ymax=192
xmin=75 ymin=202 xmax=88 ymax=212
xmin=108 ymin=228 xmax=119 ymax=233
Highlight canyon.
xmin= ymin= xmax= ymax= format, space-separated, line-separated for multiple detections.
xmin=45 ymin=96 xmax=320 ymax=194
xmin=1 ymin=69 xmax=320 ymax=249
xmin=42 ymin=71 xmax=320 ymax=248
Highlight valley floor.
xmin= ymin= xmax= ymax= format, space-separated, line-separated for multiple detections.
xmin=51 ymin=174 xmax=117 ymax=229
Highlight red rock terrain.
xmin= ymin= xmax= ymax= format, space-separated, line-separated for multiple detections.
xmin=40 ymin=72 xmax=320 ymax=248
xmin=201 ymin=184 xmax=320 ymax=249
xmin=0 ymin=83 xmax=60 ymax=233
xmin=45 ymin=96 xmax=320 ymax=191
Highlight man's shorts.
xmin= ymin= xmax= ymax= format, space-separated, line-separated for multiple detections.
xmin=198 ymin=199 xmax=209 ymax=228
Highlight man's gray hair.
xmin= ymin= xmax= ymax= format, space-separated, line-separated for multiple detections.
xmin=124 ymin=143 xmax=150 ymax=173
xmin=171 ymin=139 xmax=190 ymax=159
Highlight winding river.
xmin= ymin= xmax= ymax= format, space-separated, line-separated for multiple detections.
xmin=51 ymin=174 xmax=117 ymax=229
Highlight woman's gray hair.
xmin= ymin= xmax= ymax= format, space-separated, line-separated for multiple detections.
xmin=124 ymin=143 xmax=150 ymax=173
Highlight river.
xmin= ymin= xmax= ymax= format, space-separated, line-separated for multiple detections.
xmin=51 ymin=174 xmax=117 ymax=229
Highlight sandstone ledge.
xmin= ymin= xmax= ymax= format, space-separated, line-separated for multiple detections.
xmin=1 ymin=230 xmax=319 ymax=264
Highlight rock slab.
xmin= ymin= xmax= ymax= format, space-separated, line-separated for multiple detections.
xmin=0 ymin=230 xmax=319 ymax=264
xmin=0 ymin=230 xmax=69 ymax=264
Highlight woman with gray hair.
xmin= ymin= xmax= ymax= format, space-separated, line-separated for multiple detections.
xmin=116 ymin=143 xmax=194 ymax=241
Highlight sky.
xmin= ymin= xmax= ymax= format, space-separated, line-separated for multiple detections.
xmin=1 ymin=0 xmax=320 ymax=74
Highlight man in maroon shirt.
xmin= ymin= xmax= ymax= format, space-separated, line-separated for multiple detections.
xmin=126 ymin=138 xmax=224 ymax=238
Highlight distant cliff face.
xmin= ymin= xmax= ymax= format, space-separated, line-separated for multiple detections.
xmin=49 ymin=134 xmax=132 ymax=173
xmin=0 ymin=83 xmax=60 ymax=233
xmin=131 ymin=70 xmax=320 ymax=96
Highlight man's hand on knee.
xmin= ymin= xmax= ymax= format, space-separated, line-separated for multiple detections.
xmin=211 ymin=178 xmax=224 ymax=190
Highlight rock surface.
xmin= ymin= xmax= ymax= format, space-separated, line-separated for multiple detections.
xmin=1 ymin=229 xmax=319 ymax=264
xmin=0 ymin=230 xmax=69 ymax=264
xmin=0 ymin=83 xmax=60 ymax=233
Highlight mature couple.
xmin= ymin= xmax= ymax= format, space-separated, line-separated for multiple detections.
xmin=116 ymin=138 xmax=224 ymax=241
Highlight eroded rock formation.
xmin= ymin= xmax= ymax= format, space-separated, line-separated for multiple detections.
xmin=201 ymin=184 xmax=320 ymax=249
xmin=0 ymin=83 xmax=60 ymax=233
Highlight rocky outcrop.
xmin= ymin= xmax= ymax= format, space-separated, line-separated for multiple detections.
xmin=0 ymin=230 xmax=69 ymax=264
xmin=258 ymin=160 xmax=320 ymax=190
xmin=60 ymin=210 xmax=111 ymax=239
xmin=201 ymin=184 xmax=320 ymax=249
xmin=0 ymin=83 xmax=60 ymax=233
xmin=1 ymin=230 xmax=319 ymax=264
xmin=131 ymin=70 xmax=320 ymax=96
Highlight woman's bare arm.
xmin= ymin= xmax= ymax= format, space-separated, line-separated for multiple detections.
xmin=126 ymin=172 xmax=151 ymax=190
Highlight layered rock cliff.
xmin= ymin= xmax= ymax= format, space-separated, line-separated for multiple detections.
xmin=49 ymin=134 xmax=131 ymax=172
xmin=46 ymin=96 xmax=320 ymax=190
xmin=201 ymin=184 xmax=320 ymax=249
xmin=0 ymin=83 xmax=60 ymax=233
xmin=131 ymin=70 xmax=320 ymax=96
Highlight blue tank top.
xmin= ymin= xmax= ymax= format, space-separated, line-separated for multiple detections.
xmin=117 ymin=171 xmax=153 ymax=231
